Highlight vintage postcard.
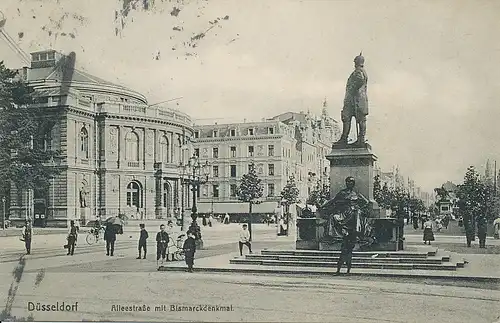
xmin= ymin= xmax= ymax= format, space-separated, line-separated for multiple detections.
xmin=0 ymin=1 xmax=499 ymax=322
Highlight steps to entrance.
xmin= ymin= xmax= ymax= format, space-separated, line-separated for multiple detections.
xmin=229 ymin=248 xmax=466 ymax=271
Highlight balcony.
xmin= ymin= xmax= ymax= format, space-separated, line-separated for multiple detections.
xmin=127 ymin=161 xmax=140 ymax=168
xmin=97 ymin=103 xmax=192 ymax=126
xmin=154 ymin=162 xmax=179 ymax=170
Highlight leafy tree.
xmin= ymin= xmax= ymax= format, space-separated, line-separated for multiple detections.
xmin=237 ymin=162 xmax=263 ymax=241
xmin=380 ymin=183 xmax=393 ymax=210
xmin=306 ymin=182 xmax=330 ymax=209
xmin=373 ymin=175 xmax=383 ymax=206
xmin=456 ymin=166 xmax=488 ymax=239
xmin=280 ymin=175 xmax=300 ymax=235
xmin=0 ymin=62 xmax=60 ymax=213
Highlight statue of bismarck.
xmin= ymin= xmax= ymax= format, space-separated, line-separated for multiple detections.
xmin=334 ymin=52 xmax=369 ymax=147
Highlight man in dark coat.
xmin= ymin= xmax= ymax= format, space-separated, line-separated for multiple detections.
xmin=477 ymin=217 xmax=487 ymax=248
xmin=183 ymin=230 xmax=197 ymax=272
xmin=21 ymin=220 xmax=33 ymax=255
xmin=137 ymin=223 xmax=148 ymax=259
xmin=334 ymin=53 xmax=369 ymax=146
xmin=104 ymin=223 xmax=117 ymax=256
xmin=67 ymin=220 xmax=78 ymax=256
xmin=156 ymin=224 xmax=169 ymax=265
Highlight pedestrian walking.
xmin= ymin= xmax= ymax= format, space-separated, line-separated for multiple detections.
xmin=224 ymin=213 xmax=230 ymax=224
xmin=66 ymin=220 xmax=79 ymax=256
xmin=423 ymin=218 xmax=435 ymax=245
xmin=477 ymin=217 xmax=487 ymax=248
xmin=436 ymin=218 xmax=443 ymax=232
xmin=420 ymin=215 xmax=425 ymax=229
xmin=442 ymin=214 xmax=450 ymax=229
xmin=412 ymin=214 xmax=419 ymax=230
xmin=156 ymin=224 xmax=169 ymax=265
xmin=335 ymin=231 xmax=355 ymax=275
xmin=494 ymin=217 xmax=500 ymax=239
xmin=238 ymin=224 xmax=252 ymax=256
xmin=137 ymin=223 xmax=148 ymax=259
xmin=104 ymin=223 xmax=116 ymax=256
xmin=183 ymin=230 xmax=197 ymax=272
xmin=208 ymin=214 xmax=213 ymax=227
xmin=21 ymin=220 xmax=33 ymax=255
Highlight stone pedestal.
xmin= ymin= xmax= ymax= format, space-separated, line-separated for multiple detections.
xmin=326 ymin=143 xmax=379 ymax=210
xmin=318 ymin=143 xmax=381 ymax=251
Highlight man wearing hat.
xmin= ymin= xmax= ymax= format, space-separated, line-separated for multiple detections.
xmin=21 ymin=219 xmax=33 ymax=255
xmin=67 ymin=220 xmax=79 ymax=256
xmin=334 ymin=52 xmax=369 ymax=146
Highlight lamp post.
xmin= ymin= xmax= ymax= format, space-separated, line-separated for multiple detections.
xmin=178 ymin=153 xmax=209 ymax=248
xmin=2 ymin=196 xmax=6 ymax=230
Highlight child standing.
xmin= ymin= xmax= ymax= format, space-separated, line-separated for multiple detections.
xmin=183 ymin=231 xmax=197 ymax=272
xmin=137 ymin=223 xmax=148 ymax=259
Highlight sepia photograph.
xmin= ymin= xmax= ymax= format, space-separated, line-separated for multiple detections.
xmin=0 ymin=0 xmax=500 ymax=322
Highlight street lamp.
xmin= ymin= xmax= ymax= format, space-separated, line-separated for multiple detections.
xmin=178 ymin=154 xmax=210 ymax=246
xmin=2 ymin=196 xmax=5 ymax=230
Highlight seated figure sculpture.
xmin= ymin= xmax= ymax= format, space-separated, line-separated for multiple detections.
xmin=318 ymin=176 xmax=371 ymax=245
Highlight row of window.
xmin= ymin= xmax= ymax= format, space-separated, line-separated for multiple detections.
xmin=194 ymin=127 xmax=275 ymax=139
xmin=209 ymin=183 xmax=275 ymax=198
xmin=211 ymin=164 xmax=275 ymax=177
xmin=79 ymin=127 xmax=183 ymax=162
xmin=195 ymin=145 xmax=276 ymax=159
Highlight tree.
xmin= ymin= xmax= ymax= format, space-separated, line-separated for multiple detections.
xmin=379 ymin=183 xmax=393 ymax=210
xmin=237 ymin=162 xmax=263 ymax=241
xmin=0 ymin=62 xmax=60 ymax=215
xmin=306 ymin=182 xmax=330 ymax=209
xmin=456 ymin=166 xmax=486 ymax=241
xmin=373 ymin=175 xmax=383 ymax=206
xmin=280 ymin=175 xmax=300 ymax=235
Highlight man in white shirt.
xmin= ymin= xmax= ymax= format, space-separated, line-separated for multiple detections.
xmin=238 ymin=224 xmax=252 ymax=256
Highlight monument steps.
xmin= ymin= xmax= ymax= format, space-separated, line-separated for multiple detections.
xmin=229 ymin=248 xmax=465 ymax=271
xmin=261 ymin=249 xmax=436 ymax=258
xmin=244 ymin=254 xmax=448 ymax=264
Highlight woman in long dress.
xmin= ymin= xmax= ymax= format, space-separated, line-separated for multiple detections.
xmin=494 ymin=217 xmax=500 ymax=239
xmin=423 ymin=218 xmax=435 ymax=245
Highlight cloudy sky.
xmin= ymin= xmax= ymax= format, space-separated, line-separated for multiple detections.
xmin=1 ymin=0 xmax=499 ymax=192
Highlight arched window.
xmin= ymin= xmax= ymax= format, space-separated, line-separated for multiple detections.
xmin=79 ymin=127 xmax=89 ymax=159
xmin=125 ymin=131 xmax=139 ymax=161
xmin=126 ymin=181 xmax=142 ymax=209
xmin=159 ymin=134 xmax=170 ymax=163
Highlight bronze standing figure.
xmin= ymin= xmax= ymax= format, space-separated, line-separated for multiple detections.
xmin=334 ymin=52 xmax=369 ymax=147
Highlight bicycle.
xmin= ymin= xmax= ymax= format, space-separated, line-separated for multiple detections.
xmin=86 ymin=226 xmax=105 ymax=245
xmin=167 ymin=234 xmax=186 ymax=261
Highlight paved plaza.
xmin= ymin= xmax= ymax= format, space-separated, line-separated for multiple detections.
xmin=0 ymin=223 xmax=500 ymax=322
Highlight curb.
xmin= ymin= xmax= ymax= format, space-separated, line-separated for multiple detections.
xmin=157 ymin=266 xmax=500 ymax=283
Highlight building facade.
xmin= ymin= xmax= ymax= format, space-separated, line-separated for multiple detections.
xmin=9 ymin=50 xmax=194 ymax=226
xmin=192 ymin=119 xmax=298 ymax=217
xmin=192 ymin=105 xmax=340 ymax=219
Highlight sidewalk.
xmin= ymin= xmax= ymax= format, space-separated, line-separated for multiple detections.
xmin=0 ymin=221 xmax=277 ymax=237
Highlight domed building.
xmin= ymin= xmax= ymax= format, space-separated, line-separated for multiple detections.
xmin=9 ymin=50 xmax=194 ymax=227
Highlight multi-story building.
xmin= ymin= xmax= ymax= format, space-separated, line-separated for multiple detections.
xmin=192 ymin=104 xmax=340 ymax=220
xmin=271 ymin=105 xmax=340 ymax=199
xmin=8 ymin=50 xmax=194 ymax=227
xmin=192 ymin=119 xmax=297 ymax=218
